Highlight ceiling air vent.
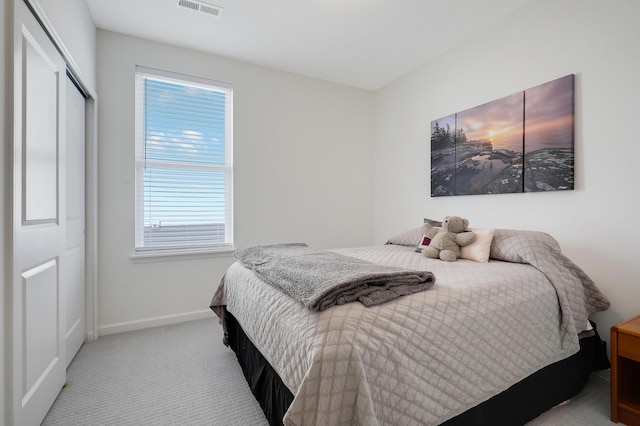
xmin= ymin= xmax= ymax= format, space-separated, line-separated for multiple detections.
xmin=177 ymin=0 xmax=224 ymax=18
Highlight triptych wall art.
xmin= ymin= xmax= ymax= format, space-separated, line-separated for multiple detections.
xmin=430 ymin=74 xmax=575 ymax=197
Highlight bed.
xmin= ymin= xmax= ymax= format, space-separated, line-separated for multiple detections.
xmin=210 ymin=228 xmax=610 ymax=426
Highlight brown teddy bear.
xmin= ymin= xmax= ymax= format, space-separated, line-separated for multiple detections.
xmin=422 ymin=216 xmax=476 ymax=262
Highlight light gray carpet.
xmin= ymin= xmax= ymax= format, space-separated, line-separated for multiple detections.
xmin=43 ymin=317 xmax=615 ymax=425
xmin=43 ymin=317 xmax=267 ymax=426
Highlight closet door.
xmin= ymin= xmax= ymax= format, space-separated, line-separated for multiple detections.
xmin=12 ymin=1 xmax=67 ymax=424
xmin=64 ymin=76 xmax=86 ymax=367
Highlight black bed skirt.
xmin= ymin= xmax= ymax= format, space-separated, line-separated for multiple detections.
xmin=225 ymin=311 xmax=609 ymax=426
xmin=226 ymin=312 xmax=294 ymax=426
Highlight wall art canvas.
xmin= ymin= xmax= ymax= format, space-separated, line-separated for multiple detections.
xmin=430 ymin=74 xmax=574 ymax=197
xmin=523 ymin=75 xmax=575 ymax=192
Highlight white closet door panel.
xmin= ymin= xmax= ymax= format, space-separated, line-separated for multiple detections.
xmin=23 ymin=32 xmax=59 ymax=223
xmin=12 ymin=1 xmax=67 ymax=425
xmin=64 ymin=76 xmax=86 ymax=366
xmin=23 ymin=260 xmax=59 ymax=392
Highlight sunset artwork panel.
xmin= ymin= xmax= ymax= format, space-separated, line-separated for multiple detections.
xmin=524 ymin=75 xmax=575 ymax=192
xmin=430 ymin=74 xmax=574 ymax=197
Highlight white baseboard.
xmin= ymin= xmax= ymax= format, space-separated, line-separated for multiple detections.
xmin=98 ymin=309 xmax=214 ymax=336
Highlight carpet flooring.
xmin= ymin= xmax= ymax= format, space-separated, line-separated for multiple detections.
xmin=43 ymin=317 xmax=615 ymax=425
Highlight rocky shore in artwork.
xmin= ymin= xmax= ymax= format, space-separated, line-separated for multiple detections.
xmin=524 ymin=147 xmax=574 ymax=192
xmin=431 ymin=143 xmax=574 ymax=196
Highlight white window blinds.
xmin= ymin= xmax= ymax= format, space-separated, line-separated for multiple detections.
xmin=135 ymin=66 xmax=233 ymax=253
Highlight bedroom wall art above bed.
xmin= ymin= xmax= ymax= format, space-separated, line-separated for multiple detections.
xmin=430 ymin=74 xmax=575 ymax=196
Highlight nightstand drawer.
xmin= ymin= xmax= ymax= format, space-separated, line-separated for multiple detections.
xmin=619 ymin=333 xmax=640 ymax=362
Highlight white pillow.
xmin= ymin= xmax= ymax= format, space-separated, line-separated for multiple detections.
xmin=460 ymin=228 xmax=495 ymax=263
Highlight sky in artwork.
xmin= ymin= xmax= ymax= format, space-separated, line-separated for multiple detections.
xmin=524 ymin=74 xmax=574 ymax=152
xmin=456 ymin=91 xmax=524 ymax=152
xmin=435 ymin=74 xmax=574 ymax=154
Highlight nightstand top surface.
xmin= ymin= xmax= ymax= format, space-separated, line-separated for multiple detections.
xmin=613 ymin=314 xmax=640 ymax=337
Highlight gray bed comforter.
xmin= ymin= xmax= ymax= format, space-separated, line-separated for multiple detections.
xmin=210 ymin=229 xmax=609 ymax=426
xmin=234 ymin=242 xmax=435 ymax=311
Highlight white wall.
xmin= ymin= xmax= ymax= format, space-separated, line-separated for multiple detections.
xmin=374 ymin=0 xmax=640 ymax=344
xmin=96 ymin=30 xmax=374 ymax=333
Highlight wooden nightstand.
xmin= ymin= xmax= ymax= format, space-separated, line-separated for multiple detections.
xmin=611 ymin=315 xmax=640 ymax=425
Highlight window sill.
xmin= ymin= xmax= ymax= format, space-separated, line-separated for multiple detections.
xmin=131 ymin=247 xmax=236 ymax=263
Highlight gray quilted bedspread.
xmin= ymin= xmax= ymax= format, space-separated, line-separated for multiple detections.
xmin=210 ymin=230 xmax=610 ymax=425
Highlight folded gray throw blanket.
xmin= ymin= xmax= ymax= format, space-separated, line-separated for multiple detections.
xmin=234 ymin=243 xmax=435 ymax=311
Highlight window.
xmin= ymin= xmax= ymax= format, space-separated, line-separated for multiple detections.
xmin=135 ymin=66 xmax=233 ymax=254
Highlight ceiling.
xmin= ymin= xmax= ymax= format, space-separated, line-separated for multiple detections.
xmin=86 ymin=0 xmax=533 ymax=91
